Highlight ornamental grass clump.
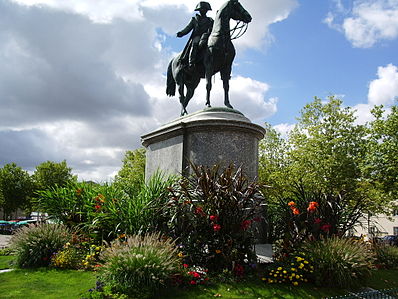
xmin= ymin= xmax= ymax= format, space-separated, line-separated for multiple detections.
xmin=99 ymin=233 xmax=180 ymax=298
xmin=10 ymin=223 xmax=71 ymax=268
xmin=302 ymin=236 xmax=375 ymax=288
xmin=374 ymin=244 xmax=398 ymax=269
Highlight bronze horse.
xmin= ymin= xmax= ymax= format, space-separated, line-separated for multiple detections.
xmin=166 ymin=0 xmax=252 ymax=116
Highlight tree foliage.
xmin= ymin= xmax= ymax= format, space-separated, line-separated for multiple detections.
xmin=0 ymin=163 xmax=33 ymax=219
xmin=114 ymin=148 xmax=146 ymax=195
xmin=32 ymin=160 xmax=76 ymax=191
xmin=259 ymin=97 xmax=396 ymax=242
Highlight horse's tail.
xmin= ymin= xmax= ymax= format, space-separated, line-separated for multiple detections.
xmin=166 ymin=60 xmax=176 ymax=97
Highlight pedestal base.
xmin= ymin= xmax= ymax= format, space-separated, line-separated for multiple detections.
xmin=141 ymin=107 xmax=266 ymax=181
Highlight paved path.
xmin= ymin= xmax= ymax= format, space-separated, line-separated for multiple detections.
xmin=0 ymin=234 xmax=12 ymax=249
xmin=255 ymin=244 xmax=273 ymax=263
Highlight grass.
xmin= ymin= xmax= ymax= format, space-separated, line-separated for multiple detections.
xmin=0 ymin=266 xmax=396 ymax=299
xmin=158 ymin=270 xmax=398 ymax=299
xmin=0 ymin=268 xmax=96 ymax=299
xmin=0 ymin=255 xmax=14 ymax=270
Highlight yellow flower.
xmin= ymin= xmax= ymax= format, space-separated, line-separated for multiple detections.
xmin=299 ymin=263 xmax=304 ymax=269
xmin=261 ymin=277 xmax=266 ymax=281
xmin=274 ymin=274 xmax=277 ymax=277
xmin=291 ymin=268 xmax=296 ymax=272
xmin=177 ymin=252 xmax=184 ymax=258
xmin=215 ymin=249 xmax=222 ymax=254
xmin=304 ymin=260 xmax=309 ymax=264
xmin=296 ymin=275 xmax=300 ymax=279
xmin=95 ymin=247 xmax=101 ymax=251
xmin=277 ymin=267 xmax=282 ymax=271
xmin=283 ymin=270 xmax=287 ymax=274
xmin=293 ymin=282 xmax=299 ymax=286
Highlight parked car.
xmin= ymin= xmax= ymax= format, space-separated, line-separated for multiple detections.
xmin=382 ymin=235 xmax=398 ymax=246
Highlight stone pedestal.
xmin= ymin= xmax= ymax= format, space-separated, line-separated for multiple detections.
xmin=141 ymin=107 xmax=266 ymax=181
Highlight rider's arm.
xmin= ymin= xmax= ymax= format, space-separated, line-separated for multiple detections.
xmin=177 ymin=17 xmax=195 ymax=37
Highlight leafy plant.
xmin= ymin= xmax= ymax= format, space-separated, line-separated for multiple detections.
xmin=35 ymin=173 xmax=174 ymax=241
xmin=10 ymin=223 xmax=71 ymax=268
xmin=157 ymin=164 xmax=264 ymax=271
xmin=98 ymin=233 xmax=180 ymax=298
xmin=301 ymin=236 xmax=375 ymax=287
xmin=374 ymin=244 xmax=398 ymax=269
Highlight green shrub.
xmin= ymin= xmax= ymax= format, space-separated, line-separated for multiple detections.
xmin=35 ymin=173 xmax=174 ymax=242
xmin=156 ymin=164 xmax=264 ymax=271
xmin=10 ymin=223 xmax=71 ymax=268
xmin=99 ymin=233 xmax=179 ymax=298
xmin=374 ymin=244 xmax=398 ymax=269
xmin=302 ymin=237 xmax=375 ymax=287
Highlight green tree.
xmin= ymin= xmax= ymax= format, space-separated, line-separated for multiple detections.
xmin=365 ymin=105 xmax=398 ymax=200
xmin=0 ymin=163 xmax=34 ymax=219
xmin=259 ymin=96 xmax=393 ymax=241
xmin=32 ymin=160 xmax=76 ymax=191
xmin=114 ymin=148 xmax=146 ymax=195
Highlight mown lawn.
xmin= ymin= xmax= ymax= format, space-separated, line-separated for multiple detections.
xmin=0 ymin=265 xmax=397 ymax=299
xmin=0 ymin=256 xmax=14 ymax=270
xmin=0 ymin=268 xmax=96 ymax=299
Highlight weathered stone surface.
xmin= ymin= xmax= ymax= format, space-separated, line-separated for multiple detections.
xmin=141 ymin=107 xmax=265 ymax=181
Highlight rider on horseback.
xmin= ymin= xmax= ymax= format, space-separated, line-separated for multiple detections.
xmin=177 ymin=2 xmax=213 ymax=69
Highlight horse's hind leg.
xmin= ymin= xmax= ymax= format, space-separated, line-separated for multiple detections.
xmin=178 ymin=84 xmax=187 ymax=116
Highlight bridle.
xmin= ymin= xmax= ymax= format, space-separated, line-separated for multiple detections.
xmin=230 ymin=20 xmax=248 ymax=40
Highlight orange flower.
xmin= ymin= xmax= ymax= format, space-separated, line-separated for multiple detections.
xmin=292 ymin=208 xmax=300 ymax=215
xmin=288 ymin=201 xmax=296 ymax=206
xmin=307 ymin=201 xmax=319 ymax=212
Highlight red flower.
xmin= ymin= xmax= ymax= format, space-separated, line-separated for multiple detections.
xmin=209 ymin=215 xmax=219 ymax=222
xmin=321 ymin=224 xmax=332 ymax=232
xmin=213 ymin=224 xmax=221 ymax=232
xmin=314 ymin=218 xmax=322 ymax=224
xmin=190 ymin=280 xmax=196 ymax=285
xmin=193 ymin=272 xmax=200 ymax=278
xmin=288 ymin=201 xmax=296 ymax=206
xmin=183 ymin=264 xmax=189 ymax=268
xmin=240 ymin=220 xmax=252 ymax=230
xmin=95 ymin=205 xmax=101 ymax=210
xmin=195 ymin=207 xmax=205 ymax=216
xmin=292 ymin=208 xmax=300 ymax=215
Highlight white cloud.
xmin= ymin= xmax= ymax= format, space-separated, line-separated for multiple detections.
xmin=353 ymin=63 xmax=398 ymax=124
xmin=368 ymin=64 xmax=398 ymax=105
xmin=326 ymin=0 xmax=398 ymax=48
xmin=0 ymin=0 xmax=291 ymax=181
xmin=273 ymin=123 xmax=294 ymax=138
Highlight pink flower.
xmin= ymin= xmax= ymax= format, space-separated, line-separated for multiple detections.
xmin=314 ymin=218 xmax=322 ymax=224
xmin=209 ymin=215 xmax=219 ymax=222
xmin=213 ymin=224 xmax=221 ymax=232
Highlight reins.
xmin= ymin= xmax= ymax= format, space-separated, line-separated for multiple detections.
xmin=230 ymin=20 xmax=248 ymax=40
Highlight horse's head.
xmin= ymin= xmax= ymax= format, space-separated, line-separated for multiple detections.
xmin=228 ymin=0 xmax=252 ymax=23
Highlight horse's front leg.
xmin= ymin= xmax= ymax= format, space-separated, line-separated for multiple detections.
xmin=204 ymin=53 xmax=213 ymax=107
xmin=222 ymin=78 xmax=233 ymax=109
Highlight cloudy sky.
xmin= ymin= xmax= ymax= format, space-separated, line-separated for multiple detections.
xmin=0 ymin=0 xmax=397 ymax=181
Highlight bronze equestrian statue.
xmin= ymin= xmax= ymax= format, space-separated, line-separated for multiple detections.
xmin=166 ymin=0 xmax=252 ymax=116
